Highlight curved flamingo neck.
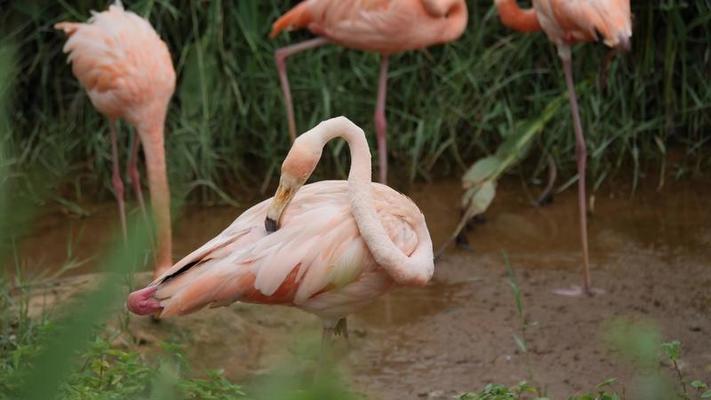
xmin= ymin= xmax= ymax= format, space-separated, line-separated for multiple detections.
xmin=494 ymin=0 xmax=541 ymax=33
xmin=421 ymin=0 xmax=468 ymax=43
xmin=309 ymin=117 xmax=434 ymax=286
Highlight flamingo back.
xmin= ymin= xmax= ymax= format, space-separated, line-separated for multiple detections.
xmin=271 ymin=0 xmax=467 ymax=54
xmin=534 ymin=0 xmax=631 ymax=48
xmin=56 ymin=2 xmax=175 ymax=127
xmin=148 ymin=181 xmax=421 ymax=320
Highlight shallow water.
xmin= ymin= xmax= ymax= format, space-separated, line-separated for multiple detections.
xmin=11 ymin=176 xmax=711 ymax=398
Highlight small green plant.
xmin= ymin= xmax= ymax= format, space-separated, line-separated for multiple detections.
xmin=503 ymin=253 xmax=539 ymax=392
xmin=459 ymin=382 xmax=541 ymax=400
xmin=660 ymin=340 xmax=711 ymax=400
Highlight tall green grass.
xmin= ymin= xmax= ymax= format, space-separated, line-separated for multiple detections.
xmin=1 ymin=0 xmax=709 ymax=204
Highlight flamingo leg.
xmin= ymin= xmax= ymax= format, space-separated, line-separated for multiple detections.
xmin=320 ymin=320 xmax=336 ymax=365
xmin=127 ymin=133 xmax=149 ymax=225
xmin=535 ymin=154 xmax=558 ymax=206
xmin=319 ymin=317 xmax=349 ymax=366
xmin=560 ymin=51 xmax=593 ymax=296
xmin=127 ymin=133 xmax=157 ymax=257
xmin=374 ymin=55 xmax=390 ymax=184
xmin=275 ymin=37 xmax=329 ymax=142
xmin=109 ymin=119 xmax=127 ymax=240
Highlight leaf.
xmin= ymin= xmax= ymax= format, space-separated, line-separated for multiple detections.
xmin=513 ymin=334 xmax=527 ymax=353
xmin=463 ymin=181 xmax=496 ymax=220
xmin=690 ymin=380 xmax=707 ymax=389
xmin=661 ymin=340 xmax=681 ymax=361
xmin=702 ymin=391 xmax=711 ymax=399
xmin=596 ymin=378 xmax=618 ymax=388
xmin=462 ymin=156 xmax=501 ymax=188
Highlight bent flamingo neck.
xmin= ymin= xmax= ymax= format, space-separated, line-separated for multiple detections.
xmin=305 ymin=117 xmax=434 ymax=286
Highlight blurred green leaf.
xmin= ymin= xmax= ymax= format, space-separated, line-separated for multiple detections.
xmin=691 ymin=380 xmax=708 ymax=389
xmin=16 ymin=220 xmax=152 ymax=400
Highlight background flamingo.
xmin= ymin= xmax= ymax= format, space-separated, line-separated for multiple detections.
xmin=56 ymin=1 xmax=176 ymax=278
xmin=270 ymin=0 xmax=468 ymax=184
xmin=127 ymin=116 xmax=434 ymax=346
xmin=494 ymin=0 xmax=631 ymax=296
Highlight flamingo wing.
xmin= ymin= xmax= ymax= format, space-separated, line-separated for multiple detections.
xmin=271 ymin=0 xmax=464 ymax=53
xmin=541 ymin=0 xmax=631 ymax=47
xmin=147 ymin=181 xmax=419 ymax=318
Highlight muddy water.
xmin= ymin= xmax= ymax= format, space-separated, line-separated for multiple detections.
xmin=11 ymin=177 xmax=711 ymax=399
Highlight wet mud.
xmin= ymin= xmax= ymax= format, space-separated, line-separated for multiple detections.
xmin=11 ymin=176 xmax=711 ymax=399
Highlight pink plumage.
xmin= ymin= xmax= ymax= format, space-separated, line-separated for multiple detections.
xmin=128 ymin=117 xmax=434 ymax=336
xmin=56 ymin=1 xmax=176 ymax=278
xmin=56 ymin=1 xmax=175 ymax=127
xmin=270 ymin=0 xmax=469 ymax=184
xmin=136 ymin=182 xmax=420 ymax=320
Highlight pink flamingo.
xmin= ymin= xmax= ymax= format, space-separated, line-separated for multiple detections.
xmin=127 ymin=116 xmax=434 ymax=344
xmin=56 ymin=1 xmax=176 ymax=278
xmin=494 ymin=0 xmax=631 ymax=296
xmin=270 ymin=0 xmax=468 ymax=184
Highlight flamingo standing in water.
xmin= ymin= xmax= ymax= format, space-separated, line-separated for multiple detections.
xmin=494 ymin=0 xmax=631 ymax=296
xmin=270 ymin=0 xmax=468 ymax=184
xmin=56 ymin=1 xmax=176 ymax=278
xmin=127 ymin=117 xmax=434 ymax=344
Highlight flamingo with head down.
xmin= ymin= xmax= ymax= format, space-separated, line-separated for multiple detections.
xmin=494 ymin=0 xmax=632 ymax=296
xmin=127 ymin=117 xmax=434 ymax=345
xmin=56 ymin=1 xmax=176 ymax=278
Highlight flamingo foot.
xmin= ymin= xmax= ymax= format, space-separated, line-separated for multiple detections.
xmin=552 ymin=285 xmax=604 ymax=297
xmin=455 ymin=233 xmax=475 ymax=253
xmin=127 ymin=286 xmax=162 ymax=315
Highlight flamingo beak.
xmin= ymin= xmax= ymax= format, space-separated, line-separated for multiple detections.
xmin=265 ymin=175 xmax=300 ymax=233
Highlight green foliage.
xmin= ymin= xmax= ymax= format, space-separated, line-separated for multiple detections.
xmin=459 ymin=381 xmax=552 ymax=400
xmin=0 ymin=0 xmax=709 ymax=205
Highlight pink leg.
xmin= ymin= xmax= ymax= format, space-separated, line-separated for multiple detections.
xmin=561 ymin=50 xmax=593 ymax=296
xmin=109 ymin=119 xmax=127 ymax=240
xmin=275 ymin=37 xmax=329 ymax=142
xmin=375 ymin=55 xmax=390 ymax=184
xmin=127 ymin=134 xmax=149 ymax=225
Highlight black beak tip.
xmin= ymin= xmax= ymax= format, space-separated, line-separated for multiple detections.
xmin=265 ymin=217 xmax=278 ymax=233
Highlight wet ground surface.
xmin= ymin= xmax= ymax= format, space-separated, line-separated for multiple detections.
xmin=11 ymin=176 xmax=711 ymax=399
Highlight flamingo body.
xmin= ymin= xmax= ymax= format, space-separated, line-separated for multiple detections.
xmin=130 ymin=181 xmax=420 ymax=320
xmin=56 ymin=1 xmax=176 ymax=277
xmin=56 ymin=3 xmax=175 ymax=130
xmin=271 ymin=0 xmax=468 ymax=54
xmin=534 ymin=0 xmax=631 ymax=49
xmin=495 ymin=0 xmax=631 ymax=49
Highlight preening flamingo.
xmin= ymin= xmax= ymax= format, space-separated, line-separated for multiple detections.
xmin=127 ymin=117 xmax=434 ymax=345
xmin=494 ymin=0 xmax=631 ymax=296
xmin=270 ymin=0 xmax=468 ymax=184
xmin=56 ymin=1 xmax=176 ymax=278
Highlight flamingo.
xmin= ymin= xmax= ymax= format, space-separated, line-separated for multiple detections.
xmin=56 ymin=1 xmax=176 ymax=278
xmin=127 ymin=117 xmax=434 ymax=347
xmin=270 ymin=0 xmax=468 ymax=184
xmin=494 ymin=0 xmax=631 ymax=296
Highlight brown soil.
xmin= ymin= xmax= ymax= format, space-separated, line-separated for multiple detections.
xmin=13 ymin=177 xmax=711 ymax=399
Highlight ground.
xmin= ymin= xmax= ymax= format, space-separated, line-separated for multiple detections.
xmin=16 ymin=177 xmax=711 ymax=399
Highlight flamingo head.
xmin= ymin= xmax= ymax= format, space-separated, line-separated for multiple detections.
xmin=126 ymin=285 xmax=162 ymax=315
xmin=265 ymin=137 xmax=322 ymax=233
